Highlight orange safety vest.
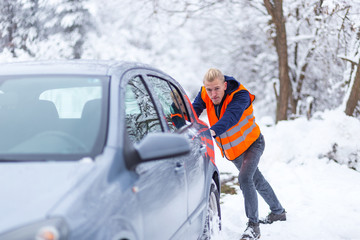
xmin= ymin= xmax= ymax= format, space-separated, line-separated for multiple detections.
xmin=201 ymin=84 xmax=261 ymax=160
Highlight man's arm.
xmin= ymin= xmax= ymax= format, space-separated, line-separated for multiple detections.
xmin=211 ymin=90 xmax=250 ymax=137
xmin=192 ymin=87 xmax=206 ymax=117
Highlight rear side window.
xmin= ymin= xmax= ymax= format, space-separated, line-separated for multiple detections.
xmin=147 ymin=76 xmax=191 ymax=132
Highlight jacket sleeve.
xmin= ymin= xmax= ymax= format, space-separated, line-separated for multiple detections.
xmin=192 ymin=87 xmax=206 ymax=117
xmin=210 ymin=90 xmax=250 ymax=137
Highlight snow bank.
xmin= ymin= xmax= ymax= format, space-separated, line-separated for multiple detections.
xmin=262 ymin=109 xmax=360 ymax=171
xmin=216 ymin=109 xmax=360 ymax=240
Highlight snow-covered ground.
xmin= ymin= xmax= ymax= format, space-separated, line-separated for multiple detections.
xmin=212 ymin=109 xmax=360 ymax=240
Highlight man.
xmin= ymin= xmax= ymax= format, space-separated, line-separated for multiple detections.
xmin=192 ymin=68 xmax=286 ymax=240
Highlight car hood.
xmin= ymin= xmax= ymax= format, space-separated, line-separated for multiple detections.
xmin=0 ymin=159 xmax=95 ymax=233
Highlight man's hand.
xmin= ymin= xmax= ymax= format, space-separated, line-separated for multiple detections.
xmin=210 ymin=129 xmax=216 ymax=137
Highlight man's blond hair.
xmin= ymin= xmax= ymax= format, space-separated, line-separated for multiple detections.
xmin=203 ymin=68 xmax=224 ymax=83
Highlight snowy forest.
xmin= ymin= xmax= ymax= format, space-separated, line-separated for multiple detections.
xmin=2 ymin=1 xmax=360 ymax=239
xmin=1 ymin=0 xmax=360 ymax=122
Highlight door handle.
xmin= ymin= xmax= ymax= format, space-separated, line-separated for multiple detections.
xmin=174 ymin=161 xmax=184 ymax=172
xmin=200 ymin=144 xmax=207 ymax=154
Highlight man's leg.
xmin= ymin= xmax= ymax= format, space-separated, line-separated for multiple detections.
xmin=253 ymin=169 xmax=284 ymax=214
xmin=251 ymin=134 xmax=286 ymax=224
xmin=231 ymin=135 xmax=265 ymax=223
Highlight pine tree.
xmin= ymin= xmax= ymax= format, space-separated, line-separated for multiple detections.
xmin=0 ymin=0 xmax=41 ymax=57
xmin=44 ymin=0 xmax=95 ymax=59
xmin=0 ymin=0 xmax=20 ymax=57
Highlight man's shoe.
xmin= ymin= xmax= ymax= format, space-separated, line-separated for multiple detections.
xmin=259 ymin=209 xmax=286 ymax=224
xmin=240 ymin=221 xmax=260 ymax=240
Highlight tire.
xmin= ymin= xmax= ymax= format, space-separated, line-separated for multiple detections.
xmin=201 ymin=179 xmax=221 ymax=239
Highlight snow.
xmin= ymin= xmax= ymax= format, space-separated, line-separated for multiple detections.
xmin=210 ymin=109 xmax=360 ymax=240
xmin=2 ymin=1 xmax=360 ymax=238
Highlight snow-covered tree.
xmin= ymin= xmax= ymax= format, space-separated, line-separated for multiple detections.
xmin=1 ymin=0 xmax=360 ymax=120
xmin=0 ymin=0 xmax=40 ymax=57
xmin=41 ymin=0 xmax=95 ymax=59
xmin=128 ymin=0 xmax=360 ymax=120
xmin=281 ymin=0 xmax=360 ymax=119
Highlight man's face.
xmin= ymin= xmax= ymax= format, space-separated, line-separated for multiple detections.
xmin=204 ymin=78 xmax=227 ymax=105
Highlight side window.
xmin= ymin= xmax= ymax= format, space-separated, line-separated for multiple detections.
xmin=125 ymin=76 xmax=162 ymax=143
xmin=147 ymin=76 xmax=190 ymax=132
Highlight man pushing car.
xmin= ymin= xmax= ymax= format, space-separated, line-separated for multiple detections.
xmin=192 ymin=68 xmax=286 ymax=240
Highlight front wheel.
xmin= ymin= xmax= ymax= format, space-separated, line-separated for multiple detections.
xmin=201 ymin=179 xmax=221 ymax=239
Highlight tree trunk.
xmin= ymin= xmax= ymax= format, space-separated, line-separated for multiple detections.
xmin=264 ymin=0 xmax=291 ymax=123
xmin=345 ymin=59 xmax=360 ymax=116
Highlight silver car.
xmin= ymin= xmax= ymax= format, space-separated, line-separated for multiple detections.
xmin=0 ymin=60 xmax=221 ymax=240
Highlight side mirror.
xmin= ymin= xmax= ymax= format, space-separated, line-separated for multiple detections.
xmin=125 ymin=133 xmax=191 ymax=170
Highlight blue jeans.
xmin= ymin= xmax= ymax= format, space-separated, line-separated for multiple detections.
xmin=230 ymin=134 xmax=284 ymax=223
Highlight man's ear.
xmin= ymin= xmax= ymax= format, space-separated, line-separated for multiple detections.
xmin=224 ymin=81 xmax=227 ymax=90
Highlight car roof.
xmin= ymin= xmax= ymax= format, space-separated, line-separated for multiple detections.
xmin=0 ymin=60 xmax=158 ymax=76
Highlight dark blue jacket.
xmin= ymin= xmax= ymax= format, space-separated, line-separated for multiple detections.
xmin=192 ymin=76 xmax=251 ymax=137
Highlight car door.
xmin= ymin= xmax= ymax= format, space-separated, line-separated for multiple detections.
xmin=123 ymin=74 xmax=187 ymax=240
xmin=145 ymin=75 xmax=207 ymax=229
xmin=166 ymin=83 xmax=207 ymax=231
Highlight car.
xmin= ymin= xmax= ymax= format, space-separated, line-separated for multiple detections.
xmin=0 ymin=60 xmax=221 ymax=240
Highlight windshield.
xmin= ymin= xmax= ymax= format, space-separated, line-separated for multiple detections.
xmin=0 ymin=75 xmax=109 ymax=161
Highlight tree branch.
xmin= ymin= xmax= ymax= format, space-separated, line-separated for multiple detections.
xmin=339 ymin=56 xmax=358 ymax=66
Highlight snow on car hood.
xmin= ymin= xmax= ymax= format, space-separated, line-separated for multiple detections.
xmin=0 ymin=159 xmax=95 ymax=233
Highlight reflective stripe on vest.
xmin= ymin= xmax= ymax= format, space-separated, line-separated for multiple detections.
xmin=214 ymin=114 xmax=257 ymax=150
xmin=201 ymin=84 xmax=260 ymax=160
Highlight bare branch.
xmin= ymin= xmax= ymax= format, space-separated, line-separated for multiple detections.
xmin=339 ymin=56 xmax=358 ymax=66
